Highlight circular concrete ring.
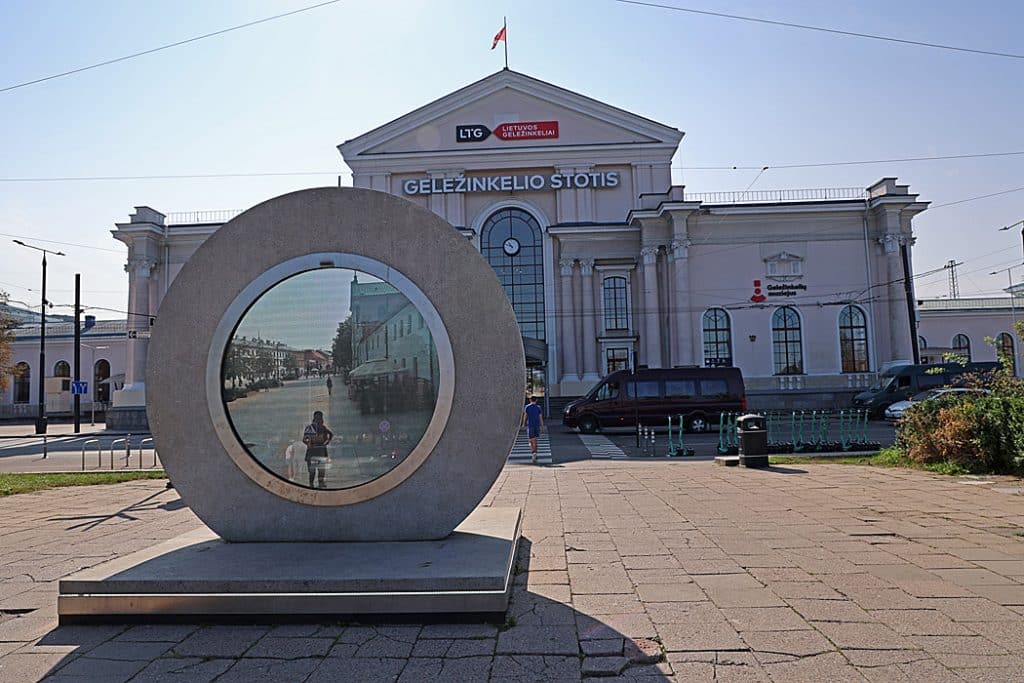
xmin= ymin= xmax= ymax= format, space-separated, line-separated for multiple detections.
xmin=147 ymin=187 xmax=526 ymax=542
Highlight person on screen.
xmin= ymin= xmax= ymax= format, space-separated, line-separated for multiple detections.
xmin=302 ymin=410 xmax=334 ymax=488
xmin=284 ymin=440 xmax=299 ymax=481
xmin=326 ymin=376 xmax=333 ymax=396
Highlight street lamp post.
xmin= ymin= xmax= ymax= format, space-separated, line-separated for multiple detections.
xmin=80 ymin=344 xmax=109 ymax=425
xmin=13 ymin=240 xmax=65 ymax=434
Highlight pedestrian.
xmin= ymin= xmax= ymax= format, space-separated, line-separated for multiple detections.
xmin=521 ymin=396 xmax=545 ymax=465
xmin=326 ymin=376 xmax=333 ymax=396
xmin=302 ymin=410 xmax=334 ymax=488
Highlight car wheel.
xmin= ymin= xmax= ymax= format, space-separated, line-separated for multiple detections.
xmin=578 ymin=415 xmax=599 ymax=434
xmin=687 ymin=415 xmax=708 ymax=433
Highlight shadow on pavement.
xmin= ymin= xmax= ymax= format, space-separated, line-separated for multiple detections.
xmin=47 ymin=489 xmax=177 ymax=531
xmin=763 ymin=466 xmax=808 ymax=475
xmin=32 ymin=538 xmax=671 ymax=681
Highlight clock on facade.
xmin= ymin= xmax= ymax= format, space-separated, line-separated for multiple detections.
xmin=502 ymin=237 xmax=521 ymax=256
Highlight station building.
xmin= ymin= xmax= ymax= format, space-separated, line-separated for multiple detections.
xmin=13 ymin=69 xmax=1019 ymax=425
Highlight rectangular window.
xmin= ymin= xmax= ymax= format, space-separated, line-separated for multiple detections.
xmin=700 ymin=379 xmax=729 ymax=398
xmin=665 ymin=380 xmax=696 ymax=398
xmin=602 ymin=277 xmax=629 ymax=331
xmin=606 ymin=347 xmax=629 ymax=374
xmin=627 ymin=380 xmax=661 ymax=399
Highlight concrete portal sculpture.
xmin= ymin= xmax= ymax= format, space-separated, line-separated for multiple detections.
xmin=58 ymin=188 xmax=526 ymax=620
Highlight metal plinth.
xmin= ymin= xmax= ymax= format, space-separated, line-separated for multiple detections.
xmin=58 ymin=507 xmax=521 ymax=623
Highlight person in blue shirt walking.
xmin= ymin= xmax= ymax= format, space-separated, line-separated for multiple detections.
xmin=521 ymin=396 xmax=545 ymax=465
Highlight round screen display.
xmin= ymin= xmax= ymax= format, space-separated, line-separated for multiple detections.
xmin=221 ymin=267 xmax=440 ymax=490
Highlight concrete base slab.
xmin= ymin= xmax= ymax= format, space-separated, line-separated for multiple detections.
xmin=714 ymin=456 xmax=739 ymax=467
xmin=58 ymin=506 xmax=521 ymax=623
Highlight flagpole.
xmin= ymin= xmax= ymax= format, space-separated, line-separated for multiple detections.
xmin=503 ymin=17 xmax=508 ymax=69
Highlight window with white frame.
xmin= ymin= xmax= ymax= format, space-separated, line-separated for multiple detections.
xmin=838 ymin=305 xmax=870 ymax=373
xmin=606 ymin=347 xmax=629 ymax=374
xmin=701 ymin=308 xmax=732 ymax=367
xmin=772 ymin=306 xmax=803 ymax=375
xmin=602 ymin=276 xmax=629 ymax=331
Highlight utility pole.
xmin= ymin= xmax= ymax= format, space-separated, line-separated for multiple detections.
xmin=943 ymin=259 xmax=963 ymax=299
xmin=13 ymin=240 xmax=65 ymax=434
xmin=74 ymin=274 xmax=81 ymax=433
xmin=900 ymin=242 xmax=921 ymax=365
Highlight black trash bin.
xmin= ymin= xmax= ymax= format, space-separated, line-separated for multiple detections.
xmin=737 ymin=414 xmax=769 ymax=468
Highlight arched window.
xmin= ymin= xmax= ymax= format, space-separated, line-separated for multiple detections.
xmin=94 ymin=359 xmax=111 ymax=404
xmin=702 ymin=308 xmax=732 ymax=367
xmin=997 ymin=332 xmax=1016 ymax=375
xmin=772 ymin=307 xmax=803 ymax=375
xmin=602 ymin=277 xmax=628 ymax=331
xmin=54 ymin=360 xmax=72 ymax=392
xmin=12 ymin=362 xmax=30 ymax=404
xmin=951 ymin=334 xmax=971 ymax=361
xmin=480 ymin=208 xmax=545 ymax=340
xmin=918 ymin=336 xmax=928 ymax=350
xmin=838 ymin=305 xmax=870 ymax=373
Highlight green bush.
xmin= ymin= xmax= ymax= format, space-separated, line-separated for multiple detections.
xmin=896 ymin=394 xmax=1024 ymax=474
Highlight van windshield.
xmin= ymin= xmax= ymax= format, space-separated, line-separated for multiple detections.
xmin=868 ymin=376 xmax=894 ymax=393
xmin=592 ymin=381 xmax=619 ymax=401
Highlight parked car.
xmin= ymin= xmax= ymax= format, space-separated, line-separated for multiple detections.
xmin=884 ymin=387 xmax=989 ymax=421
xmin=562 ymin=367 xmax=745 ymax=434
xmin=853 ymin=362 xmax=998 ymax=417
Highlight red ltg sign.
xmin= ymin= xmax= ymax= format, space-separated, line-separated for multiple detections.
xmin=493 ymin=120 xmax=559 ymax=140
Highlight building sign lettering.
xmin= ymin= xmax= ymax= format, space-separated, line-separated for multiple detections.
xmin=403 ymin=171 xmax=620 ymax=196
xmin=766 ymin=283 xmax=808 ymax=297
xmin=455 ymin=120 xmax=559 ymax=143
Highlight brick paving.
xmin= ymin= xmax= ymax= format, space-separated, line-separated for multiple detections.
xmin=0 ymin=461 xmax=1022 ymax=681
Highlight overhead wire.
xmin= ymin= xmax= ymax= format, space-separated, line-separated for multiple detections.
xmin=614 ymin=0 xmax=1024 ymax=60
xmin=1 ymin=0 xmax=347 ymax=94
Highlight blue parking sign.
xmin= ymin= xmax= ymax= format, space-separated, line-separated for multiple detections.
xmin=71 ymin=381 xmax=88 ymax=395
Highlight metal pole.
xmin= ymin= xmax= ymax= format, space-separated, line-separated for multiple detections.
xmin=37 ymin=252 xmax=47 ymax=434
xmin=900 ymin=243 xmax=921 ymax=365
xmin=90 ymin=347 xmax=96 ymax=426
xmin=74 ymin=273 xmax=81 ymax=433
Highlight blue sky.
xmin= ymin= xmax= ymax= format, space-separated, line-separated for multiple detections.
xmin=2 ymin=0 xmax=1022 ymax=317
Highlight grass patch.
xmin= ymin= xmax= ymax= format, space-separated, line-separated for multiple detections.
xmin=0 ymin=471 xmax=167 ymax=497
xmin=769 ymin=447 xmax=971 ymax=476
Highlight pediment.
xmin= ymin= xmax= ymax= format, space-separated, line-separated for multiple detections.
xmin=339 ymin=70 xmax=682 ymax=161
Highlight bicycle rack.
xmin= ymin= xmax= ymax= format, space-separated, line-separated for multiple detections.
xmin=139 ymin=437 xmax=158 ymax=468
xmin=109 ymin=437 xmax=129 ymax=469
xmin=81 ymin=439 xmax=100 ymax=470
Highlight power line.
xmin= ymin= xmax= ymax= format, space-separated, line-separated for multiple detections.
xmin=0 ymin=232 xmax=124 ymax=254
xmin=0 ymin=171 xmax=342 ymax=183
xmin=929 ymin=185 xmax=1024 ymax=209
xmin=1 ymin=0 xmax=346 ymax=94
xmin=614 ymin=0 xmax=1024 ymax=60
xmin=674 ymin=150 xmax=1024 ymax=171
xmin=4 ymin=149 xmax=1023 ymax=184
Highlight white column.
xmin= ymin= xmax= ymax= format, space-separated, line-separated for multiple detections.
xmin=119 ymin=256 xmax=156 ymax=401
xmin=880 ymin=231 xmax=913 ymax=362
xmin=579 ymin=259 xmax=599 ymax=381
xmin=640 ymin=245 xmax=663 ymax=368
xmin=670 ymin=239 xmax=694 ymax=366
xmin=559 ymin=259 xmax=579 ymax=382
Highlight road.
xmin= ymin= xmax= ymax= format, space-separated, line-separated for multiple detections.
xmin=225 ymin=376 xmax=434 ymax=488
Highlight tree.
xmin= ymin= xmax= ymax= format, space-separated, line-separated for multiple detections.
xmin=332 ymin=317 xmax=353 ymax=373
xmin=0 ymin=292 xmax=14 ymax=392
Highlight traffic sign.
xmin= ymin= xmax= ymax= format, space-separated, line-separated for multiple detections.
xmin=71 ymin=381 xmax=88 ymax=395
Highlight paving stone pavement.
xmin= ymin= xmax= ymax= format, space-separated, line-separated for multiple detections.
xmin=0 ymin=463 xmax=1022 ymax=681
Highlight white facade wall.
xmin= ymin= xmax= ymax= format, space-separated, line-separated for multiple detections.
xmin=97 ymin=70 xmax=934 ymax=413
